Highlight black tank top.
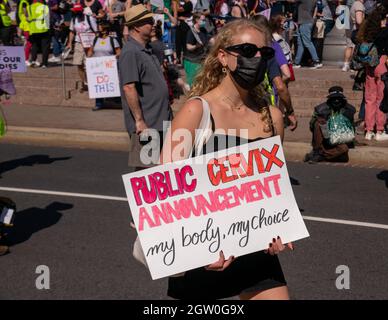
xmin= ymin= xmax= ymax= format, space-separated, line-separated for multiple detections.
xmin=199 ymin=113 xmax=276 ymax=155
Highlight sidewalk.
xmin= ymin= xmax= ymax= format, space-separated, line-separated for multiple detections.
xmin=1 ymin=65 xmax=387 ymax=166
xmin=1 ymin=101 xmax=387 ymax=167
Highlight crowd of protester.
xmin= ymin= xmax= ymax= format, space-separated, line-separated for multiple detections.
xmin=0 ymin=0 xmax=387 ymax=152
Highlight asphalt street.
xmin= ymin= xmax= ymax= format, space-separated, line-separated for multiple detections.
xmin=0 ymin=143 xmax=387 ymax=300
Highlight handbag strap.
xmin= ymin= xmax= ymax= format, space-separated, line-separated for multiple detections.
xmin=189 ymin=96 xmax=213 ymax=157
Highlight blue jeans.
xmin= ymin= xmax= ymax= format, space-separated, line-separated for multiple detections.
xmin=52 ymin=35 xmax=64 ymax=57
xmin=95 ymin=98 xmax=104 ymax=108
xmin=295 ymin=23 xmax=320 ymax=64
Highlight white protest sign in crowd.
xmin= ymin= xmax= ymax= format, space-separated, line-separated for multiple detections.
xmin=79 ymin=32 xmax=97 ymax=49
xmin=0 ymin=46 xmax=27 ymax=73
xmin=123 ymin=136 xmax=310 ymax=280
xmin=150 ymin=0 xmax=164 ymax=9
xmin=85 ymin=56 xmax=121 ymax=99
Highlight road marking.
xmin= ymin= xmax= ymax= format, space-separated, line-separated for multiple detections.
xmin=303 ymin=216 xmax=388 ymax=230
xmin=0 ymin=186 xmax=127 ymax=202
xmin=1 ymin=186 xmax=388 ymax=230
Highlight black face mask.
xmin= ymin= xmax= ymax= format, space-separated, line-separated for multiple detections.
xmin=328 ymin=97 xmax=346 ymax=111
xmin=230 ymin=55 xmax=267 ymax=90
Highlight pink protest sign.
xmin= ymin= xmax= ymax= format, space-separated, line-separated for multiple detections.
xmin=122 ymin=136 xmax=309 ymax=280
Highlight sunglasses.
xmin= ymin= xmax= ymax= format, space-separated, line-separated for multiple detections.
xmin=136 ymin=17 xmax=155 ymax=26
xmin=225 ymin=43 xmax=275 ymax=59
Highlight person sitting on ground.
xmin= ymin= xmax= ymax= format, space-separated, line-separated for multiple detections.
xmin=305 ymin=86 xmax=356 ymax=163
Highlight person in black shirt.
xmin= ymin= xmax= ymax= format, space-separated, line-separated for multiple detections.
xmin=81 ymin=0 xmax=105 ymax=19
xmin=175 ymin=0 xmax=193 ymax=64
xmin=183 ymin=13 xmax=208 ymax=86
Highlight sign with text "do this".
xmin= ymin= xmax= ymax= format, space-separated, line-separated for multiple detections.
xmin=85 ymin=56 xmax=120 ymax=99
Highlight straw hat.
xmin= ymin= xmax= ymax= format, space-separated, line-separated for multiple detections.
xmin=125 ymin=4 xmax=153 ymax=26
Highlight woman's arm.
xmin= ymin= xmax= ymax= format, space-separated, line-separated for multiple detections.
xmin=187 ymin=42 xmax=201 ymax=51
xmin=269 ymin=105 xmax=285 ymax=142
xmin=280 ymin=64 xmax=291 ymax=82
xmin=66 ymin=31 xmax=75 ymax=49
xmin=87 ymin=46 xmax=94 ymax=57
xmin=164 ymin=7 xmax=177 ymax=26
xmin=160 ymin=99 xmax=203 ymax=164
xmin=96 ymin=8 xmax=106 ymax=19
xmin=115 ymin=47 xmax=121 ymax=57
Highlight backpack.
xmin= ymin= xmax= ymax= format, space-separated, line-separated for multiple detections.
xmin=328 ymin=112 xmax=355 ymax=145
xmin=351 ymin=42 xmax=379 ymax=70
xmin=72 ymin=15 xmax=96 ymax=33
xmin=92 ymin=35 xmax=116 ymax=54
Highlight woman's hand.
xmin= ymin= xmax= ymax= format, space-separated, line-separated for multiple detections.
xmin=264 ymin=237 xmax=294 ymax=255
xmin=205 ymin=250 xmax=235 ymax=271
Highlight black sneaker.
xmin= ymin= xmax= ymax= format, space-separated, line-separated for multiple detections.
xmin=304 ymin=151 xmax=324 ymax=163
xmin=92 ymin=105 xmax=104 ymax=111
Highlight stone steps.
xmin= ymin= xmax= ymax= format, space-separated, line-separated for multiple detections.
xmin=289 ymin=87 xmax=363 ymax=100
xmin=11 ymin=66 xmax=362 ymax=113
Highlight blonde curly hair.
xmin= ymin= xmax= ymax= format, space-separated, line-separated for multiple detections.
xmin=189 ymin=19 xmax=274 ymax=133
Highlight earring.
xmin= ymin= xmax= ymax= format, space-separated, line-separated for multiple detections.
xmin=222 ymin=67 xmax=227 ymax=73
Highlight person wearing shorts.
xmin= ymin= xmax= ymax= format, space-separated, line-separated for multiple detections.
xmin=66 ymin=3 xmax=97 ymax=92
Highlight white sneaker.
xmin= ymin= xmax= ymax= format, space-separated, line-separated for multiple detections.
xmin=310 ymin=62 xmax=323 ymax=69
xmin=342 ymin=64 xmax=350 ymax=72
xmin=365 ymin=131 xmax=375 ymax=140
xmin=375 ymin=131 xmax=388 ymax=141
xmin=32 ymin=61 xmax=41 ymax=67
xmin=25 ymin=60 xmax=32 ymax=67
xmin=48 ymin=56 xmax=61 ymax=63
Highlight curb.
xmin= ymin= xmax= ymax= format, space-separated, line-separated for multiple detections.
xmin=2 ymin=126 xmax=129 ymax=151
xmin=1 ymin=126 xmax=387 ymax=167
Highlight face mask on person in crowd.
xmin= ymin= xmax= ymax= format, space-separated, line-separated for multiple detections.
xmin=229 ymin=55 xmax=267 ymax=90
xmin=199 ymin=20 xmax=206 ymax=28
xmin=328 ymin=97 xmax=346 ymax=111
xmin=225 ymin=43 xmax=274 ymax=90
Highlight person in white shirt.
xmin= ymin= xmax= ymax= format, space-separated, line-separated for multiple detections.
xmin=66 ymin=3 xmax=98 ymax=93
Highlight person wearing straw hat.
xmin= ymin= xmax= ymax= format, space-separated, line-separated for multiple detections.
xmin=119 ymin=4 xmax=172 ymax=169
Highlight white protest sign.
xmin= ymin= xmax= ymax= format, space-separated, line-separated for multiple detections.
xmin=0 ymin=46 xmax=26 ymax=73
xmin=122 ymin=136 xmax=310 ymax=280
xmin=335 ymin=5 xmax=350 ymax=30
xmin=85 ymin=56 xmax=120 ymax=99
xmin=154 ymin=13 xmax=165 ymax=33
xmin=79 ymin=32 xmax=96 ymax=49
xmin=259 ymin=8 xmax=271 ymax=20
xmin=151 ymin=0 xmax=164 ymax=8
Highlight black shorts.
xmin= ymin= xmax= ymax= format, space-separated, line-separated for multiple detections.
xmin=168 ymin=251 xmax=287 ymax=300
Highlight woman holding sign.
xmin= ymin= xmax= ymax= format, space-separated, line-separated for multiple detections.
xmin=161 ymin=19 xmax=294 ymax=300
xmin=87 ymin=19 xmax=121 ymax=111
